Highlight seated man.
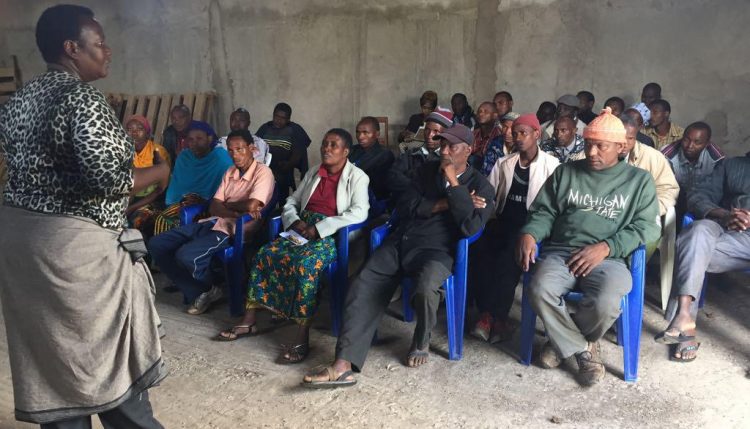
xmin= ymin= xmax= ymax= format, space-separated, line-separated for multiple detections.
xmin=349 ymin=116 xmax=395 ymax=200
xmin=217 ymin=107 xmax=270 ymax=165
xmin=656 ymin=154 xmax=750 ymax=362
xmin=149 ymin=130 xmax=275 ymax=315
xmin=451 ymin=92 xmax=476 ymax=128
xmin=256 ymin=102 xmax=311 ymax=205
xmin=643 ymin=99 xmax=684 ymax=150
xmin=661 ymin=121 xmax=725 ymax=215
xmin=303 ymin=124 xmax=494 ymax=387
xmin=622 ymin=107 xmax=655 ymax=148
xmin=387 ymin=109 xmax=453 ymax=198
xmin=603 ymin=96 xmax=625 ymax=118
xmin=539 ymin=116 xmax=585 ymax=163
xmin=620 ymin=114 xmax=679 ymax=218
xmin=470 ymin=101 xmax=504 ymax=175
xmin=536 ymin=101 xmax=556 ymax=125
xmin=576 ymin=91 xmax=596 ymax=125
xmin=516 ymin=107 xmax=660 ymax=386
xmin=493 ymin=91 xmax=514 ymax=121
xmin=470 ymin=114 xmax=559 ymax=342
xmin=541 ymin=94 xmax=587 ymax=140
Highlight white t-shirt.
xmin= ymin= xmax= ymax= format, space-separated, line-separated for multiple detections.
xmin=217 ymin=133 xmax=271 ymax=165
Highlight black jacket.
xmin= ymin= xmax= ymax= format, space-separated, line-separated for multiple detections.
xmin=349 ymin=143 xmax=395 ymax=200
xmin=387 ymin=147 xmax=441 ymax=198
xmin=393 ymin=161 xmax=495 ymax=270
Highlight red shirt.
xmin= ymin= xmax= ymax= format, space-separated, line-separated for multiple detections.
xmin=303 ymin=166 xmax=341 ymax=216
xmin=472 ymin=125 xmax=503 ymax=156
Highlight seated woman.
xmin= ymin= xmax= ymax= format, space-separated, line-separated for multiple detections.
xmin=125 ymin=115 xmax=170 ymax=239
xmin=217 ymin=128 xmax=369 ymax=364
xmin=153 ymin=121 xmax=233 ymax=235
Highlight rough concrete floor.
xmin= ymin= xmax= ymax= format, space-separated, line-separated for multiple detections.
xmin=1 ymin=257 xmax=749 ymax=428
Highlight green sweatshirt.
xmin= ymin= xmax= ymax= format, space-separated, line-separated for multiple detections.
xmin=521 ymin=159 xmax=660 ymax=259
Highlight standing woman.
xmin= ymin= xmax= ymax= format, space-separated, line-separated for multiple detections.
xmin=0 ymin=5 xmax=168 ymax=428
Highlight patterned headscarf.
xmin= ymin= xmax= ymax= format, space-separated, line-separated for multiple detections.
xmin=125 ymin=115 xmax=152 ymax=136
xmin=188 ymin=120 xmax=219 ymax=147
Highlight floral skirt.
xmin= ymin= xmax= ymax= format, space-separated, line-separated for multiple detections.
xmin=153 ymin=193 xmax=207 ymax=236
xmin=246 ymin=211 xmax=336 ymax=325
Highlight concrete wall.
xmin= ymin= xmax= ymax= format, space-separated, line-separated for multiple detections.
xmin=1 ymin=0 xmax=749 ymax=163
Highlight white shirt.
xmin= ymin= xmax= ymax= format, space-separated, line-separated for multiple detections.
xmin=217 ymin=133 xmax=271 ymax=165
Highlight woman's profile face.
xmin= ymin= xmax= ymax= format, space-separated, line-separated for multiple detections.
xmin=73 ymin=18 xmax=111 ymax=82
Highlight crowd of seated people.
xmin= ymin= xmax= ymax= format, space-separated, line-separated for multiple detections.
xmin=106 ymin=80 xmax=747 ymax=389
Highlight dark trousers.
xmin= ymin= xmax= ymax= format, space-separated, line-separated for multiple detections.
xmin=148 ymin=222 xmax=230 ymax=302
xmin=335 ymin=236 xmax=452 ymax=371
xmin=468 ymin=223 xmax=522 ymax=319
xmin=40 ymin=391 xmax=162 ymax=429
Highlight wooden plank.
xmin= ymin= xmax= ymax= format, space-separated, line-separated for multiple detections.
xmin=145 ymin=95 xmax=161 ymax=133
xmin=205 ymin=93 xmax=216 ymax=126
xmin=192 ymin=93 xmax=208 ymax=121
xmin=133 ymin=95 xmax=147 ymax=117
xmin=0 ymin=67 xmax=15 ymax=78
xmin=121 ymin=95 xmax=133 ymax=118
xmin=182 ymin=93 xmax=195 ymax=114
xmin=105 ymin=93 xmax=125 ymax=122
xmin=375 ymin=116 xmax=389 ymax=147
xmin=0 ymin=81 xmax=17 ymax=93
xmin=153 ymin=94 xmax=173 ymax=144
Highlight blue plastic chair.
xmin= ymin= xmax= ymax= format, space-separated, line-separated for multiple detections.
xmin=179 ymin=186 xmax=279 ymax=316
xmin=369 ymin=220 xmax=484 ymax=361
xmin=268 ymin=216 xmax=367 ymax=337
xmin=367 ymin=188 xmax=389 ymax=219
xmin=519 ymin=244 xmax=647 ymax=382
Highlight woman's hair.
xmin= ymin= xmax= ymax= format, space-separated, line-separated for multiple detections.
xmin=325 ymin=128 xmax=353 ymax=149
xmin=36 ymin=4 xmax=95 ymax=63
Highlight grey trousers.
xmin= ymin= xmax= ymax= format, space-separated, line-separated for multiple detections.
xmin=40 ymin=391 xmax=162 ymax=429
xmin=665 ymin=219 xmax=750 ymax=320
xmin=527 ymin=250 xmax=631 ymax=359
xmin=335 ymin=238 xmax=452 ymax=371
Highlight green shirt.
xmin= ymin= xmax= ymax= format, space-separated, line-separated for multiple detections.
xmin=521 ymin=159 xmax=660 ymax=259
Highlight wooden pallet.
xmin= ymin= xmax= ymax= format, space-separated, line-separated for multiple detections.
xmin=373 ymin=116 xmax=389 ymax=147
xmin=0 ymin=56 xmax=22 ymax=105
xmin=105 ymin=92 xmax=216 ymax=145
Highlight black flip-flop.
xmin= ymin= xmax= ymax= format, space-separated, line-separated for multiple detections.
xmin=302 ymin=368 xmax=357 ymax=389
xmin=215 ymin=324 xmax=258 ymax=342
xmin=654 ymin=329 xmax=696 ymax=345
xmin=670 ymin=342 xmax=701 ymax=363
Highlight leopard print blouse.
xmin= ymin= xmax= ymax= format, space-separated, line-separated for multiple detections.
xmin=0 ymin=70 xmax=134 ymax=230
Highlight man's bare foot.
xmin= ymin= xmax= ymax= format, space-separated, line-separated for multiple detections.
xmin=406 ymin=348 xmax=429 ymax=368
xmin=303 ymin=359 xmax=353 ymax=383
xmin=671 ymin=340 xmax=700 ymax=362
xmin=655 ymin=313 xmax=697 ymax=344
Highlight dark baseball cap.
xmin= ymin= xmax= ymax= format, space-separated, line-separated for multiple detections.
xmin=433 ymin=123 xmax=474 ymax=146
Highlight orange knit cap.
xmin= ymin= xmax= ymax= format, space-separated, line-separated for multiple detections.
xmin=582 ymin=106 xmax=626 ymax=143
